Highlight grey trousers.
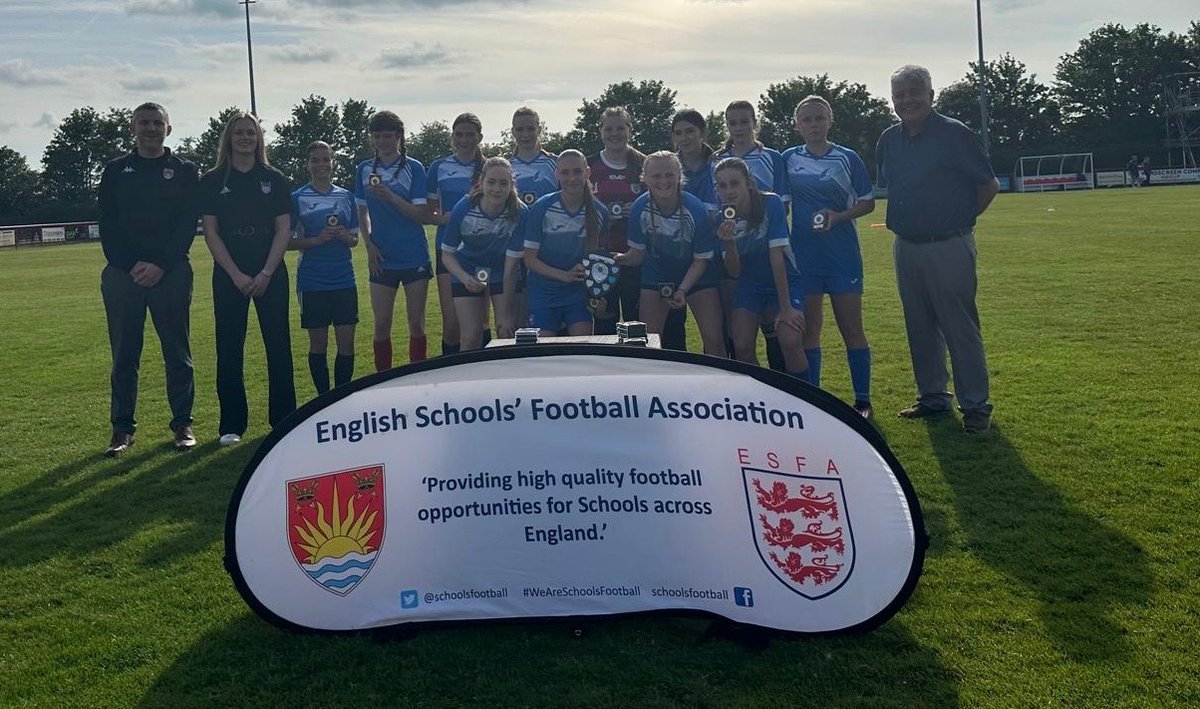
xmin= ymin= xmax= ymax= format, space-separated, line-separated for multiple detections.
xmin=893 ymin=233 xmax=992 ymax=414
xmin=101 ymin=263 xmax=195 ymax=434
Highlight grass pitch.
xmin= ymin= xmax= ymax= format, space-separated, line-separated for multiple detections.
xmin=0 ymin=186 xmax=1197 ymax=707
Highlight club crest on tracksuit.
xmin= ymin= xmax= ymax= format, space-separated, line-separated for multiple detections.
xmin=261 ymin=181 xmax=273 ymax=194
xmin=287 ymin=465 xmax=385 ymax=596
xmin=743 ymin=468 xmax=854 ymax=599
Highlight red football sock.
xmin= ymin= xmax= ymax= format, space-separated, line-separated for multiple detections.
xmin=373 ymin=338 xmax=392 ymax=372
xmin=409 ymin=334 xmax=427 ymax=363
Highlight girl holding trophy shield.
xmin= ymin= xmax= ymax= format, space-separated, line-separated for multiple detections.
xmin=713 ymin=157 xmax=810 ymax=382
xmin=289 ymin=141 xmax=360 ymax=395
xmin=427 ymin=113 xmax=486 ymax=355
xmin=618 ymin=152 xmax=725 ymax=356
xmin=523 ymin=150 xmax=608 ymax=337
xmin=586 ymin=108 xmax=645 ymax=332
xmin=782 ymin=96 xmax=876 ymax=417
xmin=440 ymin=157 xmax=527 ymax=349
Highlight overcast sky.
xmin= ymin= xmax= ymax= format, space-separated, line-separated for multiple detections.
xmin=0 ymin=0 xmax=1194 ymax=164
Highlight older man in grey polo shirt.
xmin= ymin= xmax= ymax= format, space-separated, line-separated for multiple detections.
xmin=876 ymin=65 xmax=1000 ymax=433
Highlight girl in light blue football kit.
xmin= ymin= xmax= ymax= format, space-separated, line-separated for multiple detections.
xmin=509 ymin=107 xmax=558 ymax=332
xmin=672 ymin=109 xmax=717 ymax=210
xmin=783 ymin=96 xmax=876 ymax=416
xmin=355 ymin=110 xmax=430 ymax=368
xmin=427 ymin=112 xmax=486 ymax=355
xmin=618 ymin=151 xmax=725 ymax=355
xmin=523 ymin=150 xmax=608 ymax=336
xmin=714 ymin=157 xmax=809 ymax=382
xmin=440 ymin=157 xmax=527 ymax=350
xmin=712 ymin=100 xmax=790 ymax=372
xmin=510 ymin=107 xmax=559 ymax=205
xmin=711 ymin=101 xmax=790 ymax=205
xmin=290 ymin=141 xmax=360 ymax=394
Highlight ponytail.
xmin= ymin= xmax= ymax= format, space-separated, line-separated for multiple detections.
xmin=472 ymin=145 xmax=485 ymax=183
xmin=583 ymin=197 xmax=599 ymax=253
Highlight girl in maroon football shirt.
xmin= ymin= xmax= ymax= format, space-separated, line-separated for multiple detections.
xmin=586 ymin=107 xmax=645 ymax=334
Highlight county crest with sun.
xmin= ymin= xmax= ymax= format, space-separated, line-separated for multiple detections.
xmin=287 ymin=465 xmax=385 ymax=596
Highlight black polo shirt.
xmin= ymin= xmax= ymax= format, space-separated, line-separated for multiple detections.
xmin=98 ymin=148 xmax=199 ymax=272
xmin=876 ymin=112 xmax=995 ymax=239
xmin=199 ymin=163 xmax=291 ymax=269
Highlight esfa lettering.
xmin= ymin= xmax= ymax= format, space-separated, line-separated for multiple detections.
xmin=737 ymin=447 xmax=843 ymax=476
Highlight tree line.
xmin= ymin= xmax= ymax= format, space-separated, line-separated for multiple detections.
xmin=2 ymin=21 xmax=1197 ymax=226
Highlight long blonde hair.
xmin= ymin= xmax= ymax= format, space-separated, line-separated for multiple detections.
xmin=213 ymin=112 xmax=269 ymax=174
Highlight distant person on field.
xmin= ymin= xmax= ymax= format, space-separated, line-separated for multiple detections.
xmin=98 ymin=101 xmax=199 ymax=457
xmin=1140 ymin=155 xmax=1151 ymax=187
xmin=1126 ymin=154 xmax=1140 ymax=188
xmin=876 ymin=65 xmax=999 ymax=433
xmin=199 ymin=112 xmax=296 ymax=446
xmin=290 ymin=141 xmax=360 ymax=395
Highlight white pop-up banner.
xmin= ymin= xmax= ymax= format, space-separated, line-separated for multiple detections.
xmin=226 ymin=346 xmax=927 ymax=635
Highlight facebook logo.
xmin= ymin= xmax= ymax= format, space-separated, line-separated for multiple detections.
xmin=400 ymin=589 xmax=420 ymax=609
xmin=733 ymin=587 xmax=754 ymax=607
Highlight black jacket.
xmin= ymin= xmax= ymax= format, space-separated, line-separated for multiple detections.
xmin=98 ymin=148 xmax=199 ymax=271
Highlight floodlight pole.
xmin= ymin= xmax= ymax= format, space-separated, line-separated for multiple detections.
xmin=975 ymin=0 xmax=991 ymax=154
xmin=240 ymin=0 xmax=258 ymax=116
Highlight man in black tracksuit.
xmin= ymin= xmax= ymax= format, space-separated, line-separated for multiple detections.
xmin=98 ymin=102 xmax=199 ymax=456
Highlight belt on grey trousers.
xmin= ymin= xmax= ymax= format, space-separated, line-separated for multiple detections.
xmin=898 ymin=228 xmax=973 ymax=244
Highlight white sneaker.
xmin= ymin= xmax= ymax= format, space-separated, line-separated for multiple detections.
xmin=219 ymin=433 xmax=242 ymax=446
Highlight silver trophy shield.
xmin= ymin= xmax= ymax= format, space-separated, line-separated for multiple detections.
xmin=582 ymin=252 xmax=621 ymax=298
